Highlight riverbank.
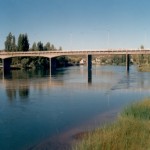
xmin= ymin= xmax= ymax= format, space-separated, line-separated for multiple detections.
xmin=73 ymin=99 xmax=150 ymax=150
xmin=28 ymin=109 xmax=119 ymax=150
xmin=138 ymin=64 xmax=150 ymax=72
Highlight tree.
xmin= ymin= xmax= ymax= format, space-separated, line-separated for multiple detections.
xmin=50 ymin=44 xmax=55 ymax=51
xmin=23 ymin=34 xmax=29 ymax=51
xmin=21 ymin=58 xmax=29 ymax=68
xmin=12 ymin=36 xmax=16 ymax=51
xmin=37 ymin=41 xmax=43 ymax=51
xmin=121 ymin=55 xmax=126 ymax=64
xmin=44 ymin=42 xmax=51 ymax=50
xmin=59 ymin=46 xmax=62 ymax=51
xmin=31 ymin=42 xmax=37 ymax=51
xmin=18 ymin=34 xmax=23 ymax=51
xmin=5 ymin=32 xmax=16 ymax=51
xmin=139 ymin=45 xmax=144 ymax=64
xmin=140 ymin=45 xmax=144 ymax=49
xmin=17 ymin=34 xmax=29 ymax=51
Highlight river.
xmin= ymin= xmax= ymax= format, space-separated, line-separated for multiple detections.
xmin=0 ymin=65 xmax=150 ymax=150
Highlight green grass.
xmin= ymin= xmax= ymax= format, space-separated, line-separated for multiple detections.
xmin=121 ymin=100 xmax=150 ymax=120
xmin=73 ymin=99 xmax=150 ymax=150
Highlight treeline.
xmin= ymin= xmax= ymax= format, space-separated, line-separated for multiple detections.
xmin=5 ymin=32 xmax=62 ymax=52
xmin=132 ymin=46 xmax=150 ymax=66
xmin=131 ymin=46 xmax=150 ymax=71
xmin=4 ymin=32 xmax=64 ymax=69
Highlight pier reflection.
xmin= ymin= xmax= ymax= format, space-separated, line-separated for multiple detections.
xmin=0 ymin=66 xmax=150 ymax=101
xmin=88 ymin=70 xmax=92 ymax=84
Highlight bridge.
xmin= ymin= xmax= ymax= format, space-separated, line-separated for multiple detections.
xmin=0 ymin=49 xmax=150 ymax=59
xmin=0 ymin=49 xmax=150 ymax=73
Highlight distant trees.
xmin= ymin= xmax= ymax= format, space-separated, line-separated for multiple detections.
xmin=4 ymin=32 xmax=61 ymax=52
xmin=5 ymin=32 xmax=29 ymax=52
xmin=37 ymin=41 xmax=44 ymax=51
xmin=140 ymin=45 xmax=144 ymax=49
xmin=31 ymin=42 xmax=57 ymax=51
xmin=131 ymin=45 xmax=150 ymax=65
xmin=5 ymin=32 xmax=16 ymax=51
xmin=59 ymin=46 xmax=62 ymax=51
xmin=112 ymin=55 xmax=126 ymax=65
xmin=32 ymin=42 xmax=37 ymax=51
xmin=4 ymin=32 xmax=65 ymax=69
xmin=44 ymin=42 xmax=51 ymax=50
xmin=18 ymin=34 xmax=29 ymax=51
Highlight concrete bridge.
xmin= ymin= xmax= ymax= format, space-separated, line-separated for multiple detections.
xmin=0 ymin=49 xmax=150 ymax=72
xmin=0 ymin=49 xmax=150 ymax=59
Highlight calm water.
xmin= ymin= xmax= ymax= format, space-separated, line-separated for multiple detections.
xmin=0 ymin=65 xmax=150 ymax=150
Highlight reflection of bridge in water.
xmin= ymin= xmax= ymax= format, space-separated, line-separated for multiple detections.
xmin=1 ymin=75 xmax=150 ymax=94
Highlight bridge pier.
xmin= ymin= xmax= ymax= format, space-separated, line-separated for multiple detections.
xmin=87 ymin=55 xmax=92 ymax=84
xmin=87 ymin=55 xmax=92 ymax=71
xmin=49 ymin=58 xmax=57 ymax=74
xmin=2 ymin=58 xmax=11 ymax=74
xmin=126 ymin=54 xmax=130 ymax=72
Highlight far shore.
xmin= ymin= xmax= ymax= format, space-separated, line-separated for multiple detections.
xmin=138 ymin=64 xmax=150 ymax=72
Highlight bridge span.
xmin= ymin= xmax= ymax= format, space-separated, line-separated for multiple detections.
xmin=0 ymin=49 xmax=150 ymax=59
xmin=0 ymin=49 xmax=150 ymax=73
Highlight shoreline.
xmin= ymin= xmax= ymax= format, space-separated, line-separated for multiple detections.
xmin=74 ymin=99 xmax=150 ymax=150
xmin=28 ymin=108 xmax=120 ymax=150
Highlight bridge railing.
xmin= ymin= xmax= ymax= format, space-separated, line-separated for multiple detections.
xmin=1 ymin=49 xmax=150 ymax=56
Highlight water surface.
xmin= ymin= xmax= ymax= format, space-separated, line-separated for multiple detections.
xmin=0 ymin=65 xmax=150 ymax=150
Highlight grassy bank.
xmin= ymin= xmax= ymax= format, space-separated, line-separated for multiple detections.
xmin=138 ymin=64 xmax=150 ymax=72
xmin=73 ymin=99 xmax=150 ymax=150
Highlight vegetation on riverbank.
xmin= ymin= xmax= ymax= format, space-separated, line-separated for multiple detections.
xmin=138 ymin=64 xmax=150 ymax=72
xmin=3 ymin=32 xmax=67 ymax=69
xmin=132 ymin=46 xmax=150 ymax=71
xmin=73 ymin=99 xmax=150 ymax=150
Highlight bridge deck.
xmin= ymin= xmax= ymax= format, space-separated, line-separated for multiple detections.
xmin=0 ymin=49 xmax=150 ymax=59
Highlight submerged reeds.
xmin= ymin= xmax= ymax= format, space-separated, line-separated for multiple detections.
xmin=73 ymin=99 xmax=150 ymax=150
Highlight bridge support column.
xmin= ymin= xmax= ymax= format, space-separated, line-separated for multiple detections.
xmin=126 ymin=54 xmax=130 ymax=72
xmin=87 ymin=55 xmax=92 ymax=71
xmin=49 ymin=58 xmax=57 ymax=75
xmin=87 ymin=55 xmax=92 ymax=84
xmin=2 ymin=58 xmax=11 ymax=74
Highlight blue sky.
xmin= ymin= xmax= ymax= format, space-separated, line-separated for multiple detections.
xmin=0 ymin=0 xmax=150 ymax=50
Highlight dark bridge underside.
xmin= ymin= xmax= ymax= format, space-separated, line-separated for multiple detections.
xmin=1 ymin=54 xmax=130 ymax=75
